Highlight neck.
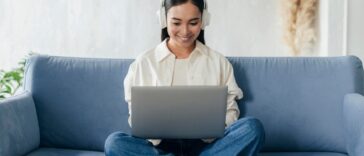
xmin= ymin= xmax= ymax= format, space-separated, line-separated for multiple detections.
xmin=167 ymin=39 xmax=196 ymax=59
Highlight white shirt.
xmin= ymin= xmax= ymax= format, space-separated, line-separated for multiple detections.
xmin=172 ymin=59 xmax=189 ymax=85
xmin=124 ymin=39 xmax=243 ymax=146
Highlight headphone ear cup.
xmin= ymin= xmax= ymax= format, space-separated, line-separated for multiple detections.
xmin=201 ymin=10 xmax=210 ymax=29
xmin=157 ymin=7 xmax=167 ymax=28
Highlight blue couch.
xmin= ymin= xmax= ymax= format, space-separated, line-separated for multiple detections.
xmin=1 ymin=55 xmax=363 ymax=156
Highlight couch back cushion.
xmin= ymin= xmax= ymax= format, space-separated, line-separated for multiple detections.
xmin=228 ymin=56 xmax=364 ymax=153
xmin=25 ymin=55 xmax=364 ymax=152
xmin=24 ymin=55 xmax=132 ymax=151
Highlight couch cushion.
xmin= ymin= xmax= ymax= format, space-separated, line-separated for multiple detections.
xmin=26 ymin=148 xmax=104 ymax=156
xmin=24 ymin=55 xmax=132 ymax=151
xmin=0 ymin=92 xmax=39 ymax=156
xmin=24 ymin=55 xmax=364 ymax=153
xmin=228 ymin=56 xmax=364 ymax=153
xmin=259 ymin=152 xmax=347 ymax=156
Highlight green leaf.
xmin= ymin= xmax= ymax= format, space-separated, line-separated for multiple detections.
xmin=3 ymin=72 xmax=13 ymax=79
xmin=0 ymin=72 xmax=5 ymax=80
xmin=11 ymin=72 xmax=22 ymax=82
xmin=0 ymin=53 xmax=28 ymax=97
xmin=18 ymin=59 xmax=26 ymax=66
xmin=4 ymin=84 xmax=13 ymax=94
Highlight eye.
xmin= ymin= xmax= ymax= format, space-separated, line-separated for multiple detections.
xmin=190 ymin=22 xmax=198 ymax=26
xmin=173 ymin=23 xmax=181 ymax=26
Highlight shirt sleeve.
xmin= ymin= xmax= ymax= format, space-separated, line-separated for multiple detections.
xmin=202 ymin=138 xmax=216 ymax=143
xmin=223 ymin=58 xmax=243 ymax=128
xmin=124 ymin=61 xmax=163 ymax=146
xmin=124 ymin=61 xmax=136 ymax=127
xmin=148 ymin=139 xmax=162 ymax=146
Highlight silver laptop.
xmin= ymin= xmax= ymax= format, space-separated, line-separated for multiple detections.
xmin=131 ymin=86 xmax=227 ymax=139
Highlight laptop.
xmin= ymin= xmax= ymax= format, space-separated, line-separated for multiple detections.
xmin=131 ymin=86 xmax=227 ymax=139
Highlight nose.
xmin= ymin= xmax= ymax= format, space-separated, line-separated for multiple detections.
xmin=181 ymin=24 xmax=190 ymax=36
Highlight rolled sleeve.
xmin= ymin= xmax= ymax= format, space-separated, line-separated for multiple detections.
xmin=223 ymin=59 xmax=243 ymax=127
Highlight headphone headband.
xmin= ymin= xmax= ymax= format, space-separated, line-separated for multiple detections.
xmin=160 ymin=0 xmax=207 ymax=10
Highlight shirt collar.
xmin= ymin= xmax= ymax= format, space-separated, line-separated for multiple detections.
xmin=155 ymin=39 xmax=209 ymax=62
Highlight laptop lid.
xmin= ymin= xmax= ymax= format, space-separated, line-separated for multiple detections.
xmin=131 ymin=86 xmax=227 ymax=139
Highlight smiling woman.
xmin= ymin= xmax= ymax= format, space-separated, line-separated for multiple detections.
xmin=165 ymin=3 xmax=202 ymax=56
xmin=160 ymin=0 xmax=209 ymax=59
xmin=103 ymin=0 xmax=265 ymax=155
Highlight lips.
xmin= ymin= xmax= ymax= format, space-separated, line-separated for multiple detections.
xmin=179 ymin=36 xmax=192 ymax=42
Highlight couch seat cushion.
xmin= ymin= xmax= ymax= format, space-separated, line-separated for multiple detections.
xmin=259 ymin=152 xmax=347 ymax=156
xmin=26 ymin=148 xmax=104 ymax=156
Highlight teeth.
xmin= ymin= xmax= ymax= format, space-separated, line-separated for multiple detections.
xmin=180 ymin=37 xmax=190 ymax=41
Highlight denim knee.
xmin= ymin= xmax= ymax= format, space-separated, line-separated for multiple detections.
xmin=104 ymin=132 xmax=129 ymax=154
xmin=233 ymin=117 xmax=265 ymax=142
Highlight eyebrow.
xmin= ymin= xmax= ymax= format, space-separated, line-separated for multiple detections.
xmin=171 ymin=17 xmax=200 ymax=21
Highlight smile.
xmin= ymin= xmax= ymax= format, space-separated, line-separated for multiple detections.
xmin=179 ymin=36 xmax=192 ymax=41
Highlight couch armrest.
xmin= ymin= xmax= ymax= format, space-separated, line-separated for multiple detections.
xmin=0 ymin=92 xmax=39 ymax=156
xmin=343 ymin=93 xmax=364 ymax=156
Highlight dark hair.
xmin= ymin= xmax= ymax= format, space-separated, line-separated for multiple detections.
xmin=161 ymin=0 xmax=206 ymax=44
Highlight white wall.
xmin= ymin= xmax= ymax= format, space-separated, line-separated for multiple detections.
xmin=320 ymin=0 xmax=364 ymax=62
xmin=207 ymin=0 xmax=287 ymax=57
xmin=0 ymin=0 xmax=162 ymax=70
xmin=319 ymin=0 xmax=347 ymax=56
xmin=0 ymin=0 xmax=287 ymax=70
xmin=5 ymin=0 xmax=362 ymax=70
xmin=347 ymin=0 xmax=364 ymax=61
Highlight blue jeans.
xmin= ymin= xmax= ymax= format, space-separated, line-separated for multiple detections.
xmin=104 ymin=117 xmax=265 ymax=156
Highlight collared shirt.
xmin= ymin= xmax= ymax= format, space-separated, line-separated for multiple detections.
xmin=124 ymin=39 xmax=243 ymax=145
xmin=172 ymin=59 xmax=189 ymax=85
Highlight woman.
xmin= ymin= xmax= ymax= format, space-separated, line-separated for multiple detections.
xmin=105 ymin=0 xmax=265 ymax=155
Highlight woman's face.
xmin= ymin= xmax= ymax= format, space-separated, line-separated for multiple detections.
xmin=166 ymin=2 xmax=202 ymax=49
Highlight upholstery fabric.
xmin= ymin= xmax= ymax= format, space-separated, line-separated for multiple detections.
xmin=19 ymin=55 xmax=363 ymax=155
xmin=259 ymin=152 xmax=347 ymax=156
xmin=24 ymin=55 xmax=132 ymax=151
xmin=0 ymin=92 xmax=39 ymax=156
xmin=343 ymin=93 xmax=364 ymax=156
xmin=26 ymin=148 xmax=104 ymax=156
xmin=228 ymin=56 xmax=364 ymax=152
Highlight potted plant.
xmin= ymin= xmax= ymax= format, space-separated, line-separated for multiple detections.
xmin=0 ymin=53 xmax=34 ymax=100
